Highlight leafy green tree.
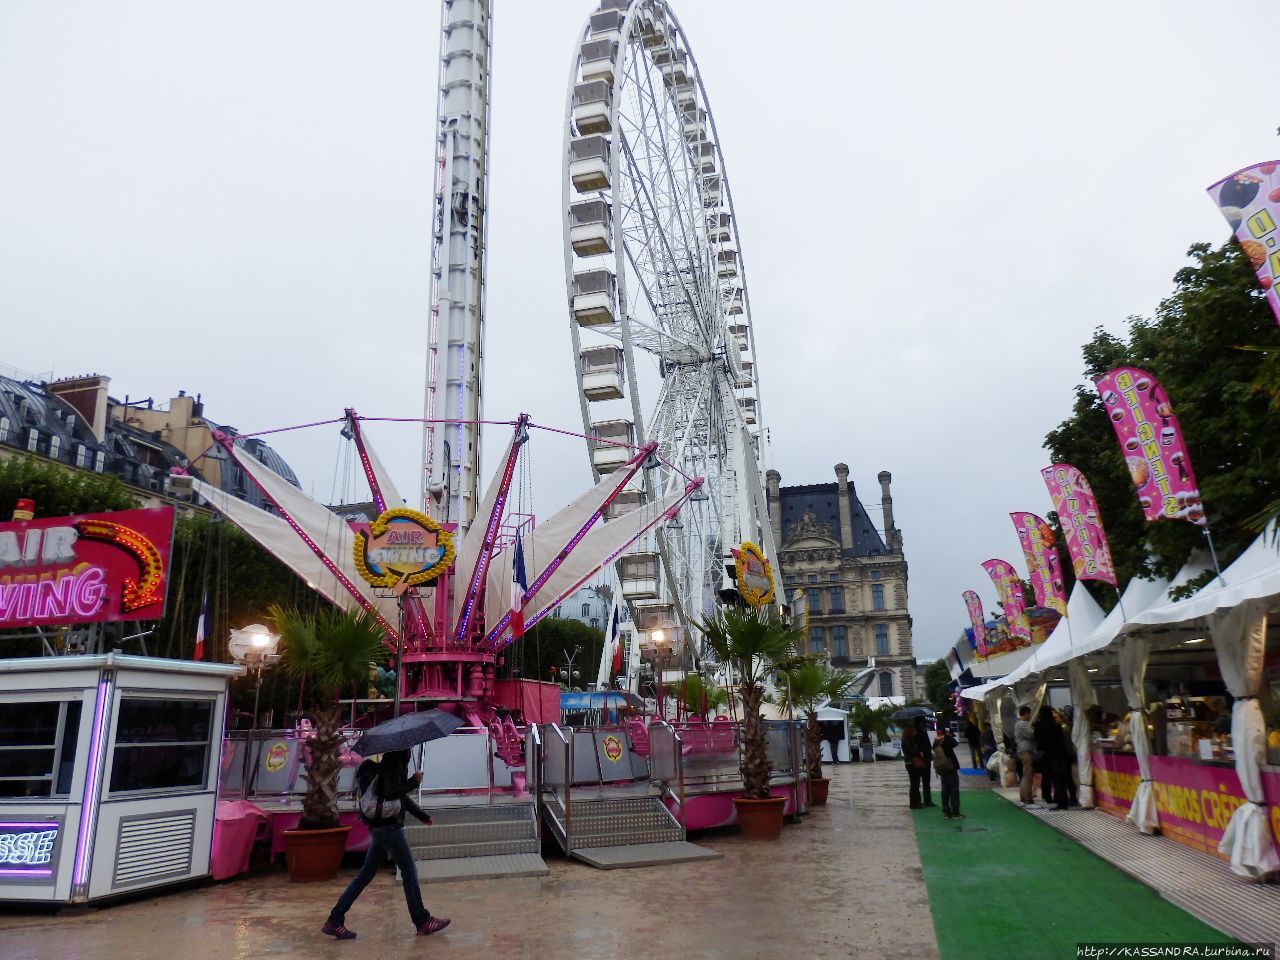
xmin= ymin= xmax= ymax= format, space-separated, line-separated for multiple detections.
xmin=923 ymin=658 xmax=954 ymax=719
xmin=0 ymin=454 xmax=138 ymax=517
xmin=1045 ymin=241 xmax=1280 ymax=602
xmin=511 ymin=616 xmax=605 ymax=689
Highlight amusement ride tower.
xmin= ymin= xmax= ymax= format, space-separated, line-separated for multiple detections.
xmin=423 ymin=0 xmax=495 ymax=535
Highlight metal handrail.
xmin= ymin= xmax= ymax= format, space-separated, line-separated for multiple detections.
xmin=548 ymin=723 xmax=572 ymax=846
xmin=527 ymin=722 xmax=542 ymax=803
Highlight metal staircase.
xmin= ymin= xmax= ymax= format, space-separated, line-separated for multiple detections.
xmin=541 ymin=793 xmax=720 ymax=870
xmin=405 ymin=802 xmax=548 ymax=882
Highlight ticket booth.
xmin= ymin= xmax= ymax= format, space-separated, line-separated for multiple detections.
xmin=0 ymin=654 xmax=240 ymax=903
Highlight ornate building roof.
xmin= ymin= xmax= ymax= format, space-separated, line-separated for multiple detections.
xmin=778 ymin=482 xmax=887 ymax=557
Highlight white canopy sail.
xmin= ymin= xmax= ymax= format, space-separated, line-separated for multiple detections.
xmin=196 ymin=445 xmax=401 ymax=632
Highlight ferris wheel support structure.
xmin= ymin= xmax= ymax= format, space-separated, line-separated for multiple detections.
xmin=562 ymin=0 xmax=778 ymax=659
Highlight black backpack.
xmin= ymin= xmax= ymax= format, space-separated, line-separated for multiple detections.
xmin=356 ymin=759 xmax=401 ymax=821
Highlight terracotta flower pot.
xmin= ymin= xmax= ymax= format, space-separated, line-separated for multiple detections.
xmin=733 ymin=795 xmax=787 ymax=840
xmin=808 ymin=777 xmax=830 ymax=806
xmin=282 ymin=826 xmax=352 ymax=882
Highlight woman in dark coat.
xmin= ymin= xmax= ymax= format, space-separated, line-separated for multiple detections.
xmin=1033 ymin=704 xmax=1071 ymax=810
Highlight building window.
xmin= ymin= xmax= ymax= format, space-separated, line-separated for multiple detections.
xmin=26 ymin=429 xmax=38 ymax=452
xmin=49 ymin=435 xmax=62 ymax=460
xmin=878 ymin=671 xmax=894 ymax=697
xmin=828 ymin=586 xmax=844 ymax=613
xmin=108 ymin=697 xmax=213 ymax=794
xmin=0 ymin=699 xmax=82 ymax=798
xmin=75 ymin=444 xmax=88 ymax=468
xmin=870 ymin=570 xmax=881 ymax=580
xmin=808 ymin=627 xmax=824 ymax=654
xmin=875 ymin=624 xmax=889 ymax=657
xmin=806 ymin=574 xmax=817 ymax=583
xmin=0 ymin=416 xmax=9 ymax=442
xmin=581 ymin=603 xmax=591 ymax=617
xmin=805 ymin=587 xmax=821 ymax=615
xmin=94 ymin=450 xmax=106 ymax=472
xmin=871 ymin=584 xmax=885 ymax=610
xmin=831 ymin=626 xmax=848 ymax=659
xmin=590 ymin=618 xmax=599 ymax=630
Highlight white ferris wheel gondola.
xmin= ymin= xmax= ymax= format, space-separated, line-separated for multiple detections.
xmin=562 ymin=0 xmax=778 ymax=665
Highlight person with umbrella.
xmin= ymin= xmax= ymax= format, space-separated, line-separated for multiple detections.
xmin=322 ymin=710 xmax=460 ymax=940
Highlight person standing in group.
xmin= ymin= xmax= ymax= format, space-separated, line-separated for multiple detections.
xmin=933 ymin=727 xmax=964 ymax=820
xmin=322 ymin=749 xmax=451 ymax=940
xmin=964 ymin=715 xmax=982 ymax=770
xmin=913 ymin=716 xmax=935 ymax=808
xmin=902 ymin=721 xmax=927 ymax=808
xmin=1014 ymin=705 xmax=1037 ymax=805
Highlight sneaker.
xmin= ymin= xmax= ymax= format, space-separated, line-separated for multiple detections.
xmin=923 ymin=802 xmax=936 ymax=808
xmin=942 ymin=813 xmax=953 ymax=819
xmin=322 ymin=922 xmax=357 ymax=940
xmin=418 ymin=918 xmax=451 ymax=936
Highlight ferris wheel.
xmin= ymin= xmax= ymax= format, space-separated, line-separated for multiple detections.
xmin=562 ymin=0 xmax=776 ymax=657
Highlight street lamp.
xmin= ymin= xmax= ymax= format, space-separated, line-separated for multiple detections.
xmin=229 ymin=623 xmax=281 ymax=796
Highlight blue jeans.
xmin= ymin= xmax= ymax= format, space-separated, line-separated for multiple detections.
xmin=940 ymin=769 xmax=960 ymax=816
xmin=328 ymin=824 xmax=430 ymax=928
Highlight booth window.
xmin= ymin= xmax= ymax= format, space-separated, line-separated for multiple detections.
xmin=109 ymin=698 xmax=213 ymax=794
xmin=0 ymin=699 xmax=82 ymax=798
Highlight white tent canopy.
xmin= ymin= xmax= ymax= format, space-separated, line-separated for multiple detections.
xmin=997 ymin=584 xmax=1107 ymax=688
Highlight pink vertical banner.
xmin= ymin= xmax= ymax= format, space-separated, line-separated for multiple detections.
xmin=1206 ymin=161 xmax=1280 ymax=325
xmin=1094 ymin=367 xmax=1205 ymax=526
xmin=961 ymin=590 xmax=988 ymax=657
xmin=1010 ymin=512 xmax=1067 ymax=616
xmin=981 ymin=559 xmax=1031 ymax=641
xmin=1041 ymin=463 xmax=1117 ymax=587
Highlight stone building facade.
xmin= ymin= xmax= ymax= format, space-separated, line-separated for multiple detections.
xmin=766 ymin=463 xmax=915 ymax=699
xmin=0 ymin=371 xmax=297 ymax=511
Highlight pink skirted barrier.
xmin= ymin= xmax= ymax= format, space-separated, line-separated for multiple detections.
xmin=211 ymin=801 xmax=268 ymax=881
xmin=268 ymin=810 xmax=370 ymax=860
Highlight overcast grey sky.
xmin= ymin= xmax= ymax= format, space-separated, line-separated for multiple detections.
xmin=0 ymin=1 xmax=1274 ymax=662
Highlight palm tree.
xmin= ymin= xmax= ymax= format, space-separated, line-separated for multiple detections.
xmin=697 ymin=607 xmax=802 ymax=800
xmin=664 ymin=673 xmax=730 ymax=719
xmin=848 ymin=700 xmax=896 ymax=758
xmin=778 ymin=661 xmax=865 ymax=780
xmin=271 ymin=603 xmax=388 ymax=829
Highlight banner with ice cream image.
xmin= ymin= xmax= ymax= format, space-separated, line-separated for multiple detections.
xmin=1207 ymin=161 xmax=1280 ymax=326
xmin=981 ymin=558 xmax=1032 ymax=643
xmin=1041 ymin=463 xmax=1117 ymax=587
xmin=1010 ymin=512 xmax=1067 ymax=617
xmin=962 ymin=589 xmax=988 ymax=657
xmin=1094 ymin=367 xmax=1204 ymax=527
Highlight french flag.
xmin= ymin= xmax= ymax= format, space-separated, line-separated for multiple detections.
xmin=610 ymin=603 xmax=622 ymax=673
xmin=509 ymin=534 xmax=528 ymax=640
xmin=193 ymin=591 xmax=208 ymax=661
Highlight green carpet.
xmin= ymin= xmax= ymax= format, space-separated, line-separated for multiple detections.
xmin=911 ymin=790 xmax=1234 ymax=960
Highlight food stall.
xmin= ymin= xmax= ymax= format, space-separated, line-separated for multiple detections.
xmin=0 ymin=654 xmax=239 ymax=903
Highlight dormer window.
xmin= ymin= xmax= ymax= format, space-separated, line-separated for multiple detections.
xmin=49 ymin=435 xmax=62 ymax=460
xmin=0 ymin=416 xmax=10 ymax=442
xmin=76 ymin=444 xmax=89 ymax=468
xmin=26 ymin=428 xmax=39 ymax=452
xmin=94 ymin=450 xmax=105 ymax=472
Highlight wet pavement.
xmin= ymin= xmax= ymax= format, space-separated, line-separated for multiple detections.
xmin=0 ymin=762 xmax=938 ymax=960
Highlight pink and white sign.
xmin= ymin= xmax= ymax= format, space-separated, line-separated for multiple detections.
xmin=961 ymin=589 xmax=988 ymax=657
xmin=1094 ymin=367 xmax=1204 ymax=527
xmin=0 ymin=507 xmax=175 ymax=627
xmin=1010 ymin=512 xmax=1066 ymax=617
xmin=1041 ymin=463 xmax=1117 ymax=587
xmin=980 ymin=558 xmax=1031 ymax=642
xmin=1207 ymin=161 xmax=1280 ymax=326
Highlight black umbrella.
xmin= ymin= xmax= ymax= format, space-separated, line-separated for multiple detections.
xmin=351 ymin=709 xmax=464 ymax=756
xmin=890 ymin=705 xmax=934 ymax=723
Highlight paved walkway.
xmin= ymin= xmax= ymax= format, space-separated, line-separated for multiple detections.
xmin=0 ymin=762 xmax=939 ymax=960
xmin=993 ymin=787 xmax=1280 ymax=945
